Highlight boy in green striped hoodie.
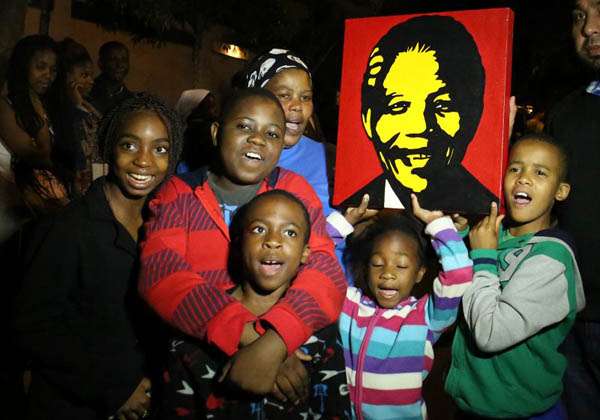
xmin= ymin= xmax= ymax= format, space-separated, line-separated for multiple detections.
xmin=445 ymin=133 xmax=586 ymax=419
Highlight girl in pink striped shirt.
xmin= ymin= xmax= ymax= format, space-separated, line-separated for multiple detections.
xmin=339 ymin=195 xmax=473 ymax=419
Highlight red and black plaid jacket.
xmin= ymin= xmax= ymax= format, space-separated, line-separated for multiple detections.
xmin=139 ymin=167 xmax=347 ymax=356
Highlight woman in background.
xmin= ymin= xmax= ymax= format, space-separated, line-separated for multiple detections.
xmin=0 ymin=34 xmax=69 ymax=239
xmin=50 ymin=37 xmax=103 ymax=195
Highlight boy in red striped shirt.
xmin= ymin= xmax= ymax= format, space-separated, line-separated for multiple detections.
xmin=138 ymin=88 xmax=346 ymax=404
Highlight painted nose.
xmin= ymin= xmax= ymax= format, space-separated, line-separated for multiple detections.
xmin=408 ymin=105 xmax=439 ymax=140
xmin=404 ymin=102 xmax=430 ymax=137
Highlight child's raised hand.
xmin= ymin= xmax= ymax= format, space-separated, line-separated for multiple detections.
xmin=67 ymin=80 xmax=84 ymax=107
xmin=344 ymin=194 xmax=379 ymax=226
xmin=451 ymin=213 xmax=469 ymax=232
xmin=469 ymin=202 xmax=504 ymax=249
xmin=509 ymin=96 xmax=517 ymax=138
xmin=411 ymin=193 xmax=444 ymax=224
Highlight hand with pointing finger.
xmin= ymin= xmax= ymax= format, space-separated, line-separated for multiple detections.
xmin=344 ymin=194 xmax=378 ymax=226
xmin=469 ymin=202 xmax=505 ymax=250
xmin=451 ymin=213 xmax=469 ymax=232
xmin=411 ymin=193 xmax=445 ymax=224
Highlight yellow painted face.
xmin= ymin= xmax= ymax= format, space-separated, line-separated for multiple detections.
xmin=363 ymin=45 xmax=461 ymax=192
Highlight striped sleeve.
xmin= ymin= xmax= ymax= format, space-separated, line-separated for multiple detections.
xmin=138 ymin=178 xmax=253 ymax=355
xmin=424 ymin=216 xmax=473 ymax=336
xmin=471 ymin=248 xmax=498 ymax=275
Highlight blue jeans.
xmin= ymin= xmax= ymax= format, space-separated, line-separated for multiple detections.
xmin=561 ymin=320 xmax=600 ymax=420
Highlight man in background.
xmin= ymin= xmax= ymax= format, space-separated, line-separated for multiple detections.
xmin=546 ymin=1 xmax=600 ymax=417
xmin=89 ymin=41 xmax=131 ymax=114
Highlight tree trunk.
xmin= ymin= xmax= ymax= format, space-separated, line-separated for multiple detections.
xmin=0 ymin=0 xmax=28 ymax=88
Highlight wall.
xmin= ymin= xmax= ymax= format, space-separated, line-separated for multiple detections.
xmin=0 ymin=0 xmax=28 ymax=88
xmin=23 ymin=0 xmax=195 ymax=107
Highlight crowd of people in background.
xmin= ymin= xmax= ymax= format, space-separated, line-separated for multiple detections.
xmin=0 ymin=1 xmax=599 ymax=419
xmin=0 ymin=36 xmax=131 ymax=241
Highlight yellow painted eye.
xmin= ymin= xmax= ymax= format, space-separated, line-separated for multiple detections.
xmin=434 ymin=101 xmax=452 ymax=113
xmin=387 ymin=97 xmax=410 ymax=114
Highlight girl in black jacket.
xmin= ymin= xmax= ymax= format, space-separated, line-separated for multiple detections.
xmin=13 ymin=93 xmax=183 ymax=420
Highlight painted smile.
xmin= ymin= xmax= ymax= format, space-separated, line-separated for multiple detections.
xmin=386 ymin=146 xmax=431 ymax=167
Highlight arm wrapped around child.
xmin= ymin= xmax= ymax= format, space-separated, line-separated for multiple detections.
xmin=138 ymin=171 xmax=346 ymax=358
xmin=161 ymin=190 xmax=350 ymax=419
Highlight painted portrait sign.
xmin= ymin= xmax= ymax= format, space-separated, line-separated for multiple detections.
xmin=333 ymin=8 xmax=514 ymax=214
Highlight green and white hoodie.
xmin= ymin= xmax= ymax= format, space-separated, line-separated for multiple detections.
xmin=445 ymin=226 xmax=585 ymax=418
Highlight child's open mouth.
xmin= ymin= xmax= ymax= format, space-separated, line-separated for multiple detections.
xmin=377 ymin=288 xmax=399 ymax=299
xmin=513 ymin=191 xmax=532 ymax=206
xmin=260 ymin=260 xmax=284 ymax=276
xmin=285 ymin=121 xmax=302 ymax=134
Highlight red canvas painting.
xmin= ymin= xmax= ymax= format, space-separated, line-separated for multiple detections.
xmin=333 ymin=8 xmax=514 ymax=214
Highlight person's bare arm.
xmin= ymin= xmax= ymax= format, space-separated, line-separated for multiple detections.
xmin=238 ymin=321 xmax=311 ymax=403
xmin=0 ymin=97 xmax=52 ymax=167
xmin=219 ymin=329 xmax=287 ymax=395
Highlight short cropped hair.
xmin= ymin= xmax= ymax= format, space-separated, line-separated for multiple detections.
xmin=228 ymin=190 xmax=311 ymax=283
xmin=230 ymin=189 xmax=312 ymax=245
xmin=513 ymin=132 xmax=569 ymax=182
xmin=98 ymin=41 xmax=128 ymax=62
xmin=219 ymin=87 xmax=284 ymax=125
